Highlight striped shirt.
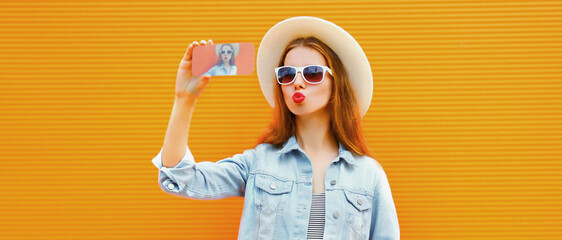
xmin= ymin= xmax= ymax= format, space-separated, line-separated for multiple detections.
xmin=306 ymin=193 xmax=326 ymax=239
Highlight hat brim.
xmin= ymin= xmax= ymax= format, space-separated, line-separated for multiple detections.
xmin=257 ymin=16 xmax=373 ymax=117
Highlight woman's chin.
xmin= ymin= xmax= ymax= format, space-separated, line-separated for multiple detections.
xmin=287 ymin=105 xmax=326 ymax=118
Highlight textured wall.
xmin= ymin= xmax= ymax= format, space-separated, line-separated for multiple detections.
xmin=1 ymin=1 xmax=561 ymax=239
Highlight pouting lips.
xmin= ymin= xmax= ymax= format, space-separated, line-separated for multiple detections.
xmin=292 ymin=92 xmax=305 ymax=103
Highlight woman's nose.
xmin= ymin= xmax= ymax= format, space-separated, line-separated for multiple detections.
xmin=293 ymin=72 xmax=306 ymax=89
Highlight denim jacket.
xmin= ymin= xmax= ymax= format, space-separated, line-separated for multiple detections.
xmin=152 ymin=135 xmax=400 ymax=240
xmin=203 ymin=64 xmax=237 ymax=76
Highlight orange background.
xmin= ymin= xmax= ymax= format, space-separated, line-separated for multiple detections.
xmin=192 ymin=43 xmax=255 ymax=76
xmin=1 ymin=1 xmax=561 ymax=239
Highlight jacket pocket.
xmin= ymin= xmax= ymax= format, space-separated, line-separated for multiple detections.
xmin=255 ymin=174 xmax=293 ymax=195
xmin=344 ymin=190 xmax=373 ymax=239
xmin=254 ymin=173 xmax=293 ymax=239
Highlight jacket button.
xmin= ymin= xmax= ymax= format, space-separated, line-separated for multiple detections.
xmin=270 ymin=183 xmax=276 ymax=190
xmin=330 ymin=180 xmax=336 ymax=186
xmin=333 ymin=211 xmax=340 ymax=219
xmin=167 ymin=183 xmax=175 ymax=190
xmin=357 ymin=199 xmax=363 ymax=205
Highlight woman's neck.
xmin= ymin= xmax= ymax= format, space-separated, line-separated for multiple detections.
xmin=294 ymin=110 xmax=338 ymax=156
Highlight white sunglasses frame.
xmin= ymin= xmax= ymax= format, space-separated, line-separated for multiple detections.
xmin=274 ymin=65 xmax=333 ymax=85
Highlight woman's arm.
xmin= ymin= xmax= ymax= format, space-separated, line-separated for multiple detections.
xmin=152 ymin=145 xmax=256 ymax=199
xmin=153 ymin=39 xmax=254 ymax=199
xmin=161 ymin=95 xmax=196 ymax=168
xmin=161 ymin=40 xmax=212 ymax=168
xmin=369 ymin=167 xmax=400 ymax=240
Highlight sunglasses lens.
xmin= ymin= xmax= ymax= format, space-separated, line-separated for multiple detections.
xmin=220 ymin=50 xmax=233 ymax=54
xmin=277 ymin=67 xmax=296 ymax=84
xmin=303 ymin=66 xmax=324 ymax=83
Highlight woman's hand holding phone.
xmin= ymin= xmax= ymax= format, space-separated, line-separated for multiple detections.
xmin=162 ymin=39 xmax=213 ymax=168
xmin=175 ymin=39 xmax=213 ymax=100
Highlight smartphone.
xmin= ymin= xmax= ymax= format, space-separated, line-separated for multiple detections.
xmin=192 ymin=42 xmax=255 ymax=76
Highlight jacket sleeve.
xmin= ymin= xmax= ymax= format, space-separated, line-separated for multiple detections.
xmin=369 ymin=167 xmax=400 ymax=240
xmin=203 ymin=65 xmax=216 ymax=76
xmin=151 ymin=145 xmax=256 ymax=199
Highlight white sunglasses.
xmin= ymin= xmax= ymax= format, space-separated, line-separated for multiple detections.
xmin=274 ymin=65 xmax=333 ymax=85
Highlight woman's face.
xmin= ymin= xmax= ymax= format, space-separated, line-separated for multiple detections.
xmin=281 ymin=46 xmax=333 ymax=117
xmin=220 ymin=45 xmax=233 ymax=63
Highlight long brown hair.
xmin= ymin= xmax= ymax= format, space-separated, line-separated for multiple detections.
xmin=257 ymin=37 xmax=372 ymax=158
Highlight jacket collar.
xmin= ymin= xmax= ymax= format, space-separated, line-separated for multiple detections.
xmin=277 ymin=135 xmax=357 ymax=166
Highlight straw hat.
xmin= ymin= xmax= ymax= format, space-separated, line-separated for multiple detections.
xmin=257 ymin=16 xmax=373 ymax=117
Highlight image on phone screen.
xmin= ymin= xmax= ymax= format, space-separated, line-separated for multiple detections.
xmin=192 ymin=42 xmax=255 ymax=76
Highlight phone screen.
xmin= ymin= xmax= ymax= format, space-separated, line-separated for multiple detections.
xmin=192 ymin=42 xmax=255 ymax=76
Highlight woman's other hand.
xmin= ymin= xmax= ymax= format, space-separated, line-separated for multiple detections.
xmin=175 ymin=39 xmax=213 ymax=99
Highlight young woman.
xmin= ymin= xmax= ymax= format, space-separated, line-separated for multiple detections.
xmin=203 ymin=43 xmax=238 ymax=76
xmin=152 ymin=17 xmax=399 ymax=240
